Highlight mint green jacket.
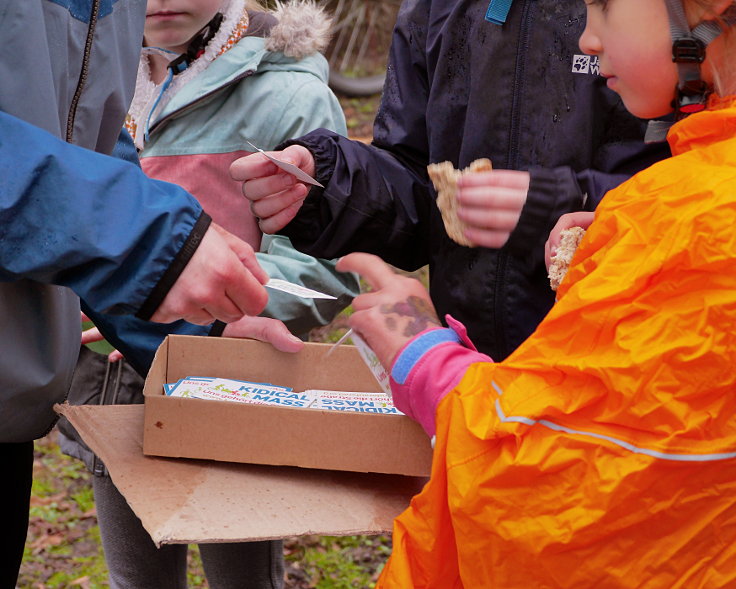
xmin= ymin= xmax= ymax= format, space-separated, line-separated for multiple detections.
xmin=129 ymin=6 xmax=357 ymax=336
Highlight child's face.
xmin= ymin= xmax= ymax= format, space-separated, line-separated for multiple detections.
xmin=579 ymin=0 xmax=678 ymax=119
xmin=145 ymin=0 xmax=224 ymax=54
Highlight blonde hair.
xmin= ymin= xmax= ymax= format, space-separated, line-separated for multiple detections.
xmin=684 ymin=0 xmax=736 ymax=95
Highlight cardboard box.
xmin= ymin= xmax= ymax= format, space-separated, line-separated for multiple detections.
xmin=142 ymin=335 xmax=433 ymax=477
xmin=56 ymin=404 xmax=426 ymax=546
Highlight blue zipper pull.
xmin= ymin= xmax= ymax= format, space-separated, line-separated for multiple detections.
xmin=144 ymin=67 xmax=175 ymax=143
xmin=141 ymin=46 xmax=180 ymax=143
xmin=485 ymin=0 xmax=513 ymax=25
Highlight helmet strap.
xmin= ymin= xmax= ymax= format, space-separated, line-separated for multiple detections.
xmin=167 ymin=12 xmax=225 ymax=75
xmin=665 ymin=0 xmax=736 ymax=119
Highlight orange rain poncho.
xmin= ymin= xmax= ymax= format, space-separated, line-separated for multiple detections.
xmin=378 ymin=96 xmax=736 ymax=588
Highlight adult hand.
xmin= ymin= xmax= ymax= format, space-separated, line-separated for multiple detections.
xmin=544 ymin=211 xmax=595 ymax=270
xmin=150 ymin=223 xmax=268 ymax=325
xmin=455 ymin=169 xmax=530 ymax=248
xmin=222 ymin=316 xmax=304 ymax=353
xmin=230 ymin=145 xmax=315 ymax=234
xmin=336 ymin=253 xmax=441 ymax=370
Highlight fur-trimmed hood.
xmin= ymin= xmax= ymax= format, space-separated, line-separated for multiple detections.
xmin=264 ymin=0 xmax=333 ymax=59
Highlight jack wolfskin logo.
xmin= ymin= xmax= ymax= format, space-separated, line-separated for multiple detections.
xmin=572 ymin=54 xmax=600 ymax=75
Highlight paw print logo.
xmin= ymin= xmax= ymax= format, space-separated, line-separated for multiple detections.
xmin=572 ymin=54 xmax=590 ymax=74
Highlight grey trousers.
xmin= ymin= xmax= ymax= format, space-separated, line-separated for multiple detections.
xmin=93 ymin=476 xmax=284 ymax=589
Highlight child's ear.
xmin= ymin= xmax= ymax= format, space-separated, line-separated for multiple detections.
xmin=707 ymin=0 xmax=734 ymax=19
xmin=688 ymin=0 xmax=733 ymax=24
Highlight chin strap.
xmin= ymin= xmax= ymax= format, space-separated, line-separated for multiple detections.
xmin=665 ymin=0 xmax=736 ymax=119
xmin=166 ymin=12 xmax=224 ymax=74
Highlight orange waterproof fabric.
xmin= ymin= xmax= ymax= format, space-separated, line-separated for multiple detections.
xmin=378 ymin=96 xmax=736 ymax=588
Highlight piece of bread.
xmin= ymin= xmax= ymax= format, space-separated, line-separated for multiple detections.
xmin=548 ymin=226 xmax=586 ymax=291
xmin=427 ymin=158 xmax=493 ymax=247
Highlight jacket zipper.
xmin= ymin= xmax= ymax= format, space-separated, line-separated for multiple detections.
xmin=507 ymin=0 xmax=531 ymax=170
xmin=66 ymin=0 xmax=100 ymax=144
xmin=58 ymin=2 xmax=100 ymax=438
xmin=495 ymin=0 xmax=532 ymax=359
xmin=146 ymin=70 xmax=256 ymax=138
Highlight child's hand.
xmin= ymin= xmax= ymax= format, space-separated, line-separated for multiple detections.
xmin=545 ymin=212 xmax=595 ymax=270
xmin=455 ymin=169 xmax=530 ymax=248
xmin=222 ymin=316 xmax=304 ymax=353
xmin=336 ymin=253 xmax=441 ymax=370
xmin=230 ymin=145 xmax=316 ymax=234
xmin=79 ymin=312 xmax=123 ymax=362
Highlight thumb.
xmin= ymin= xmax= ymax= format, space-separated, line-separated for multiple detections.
xmin=281 ymin=144 xmax=316 ymax=178
xmin=223 ymin=316 xmax=304 ymax=353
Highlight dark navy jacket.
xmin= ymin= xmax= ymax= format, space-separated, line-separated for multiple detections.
xmin=282 ymin=0 xmax=670 ymax=360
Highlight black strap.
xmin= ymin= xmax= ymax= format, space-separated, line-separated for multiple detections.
xmin=168 ymin=12 xmax=224 ymax=74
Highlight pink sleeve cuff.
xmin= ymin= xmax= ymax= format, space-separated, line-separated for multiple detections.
xmin=389 ymin=316 xmax=492 ymax=436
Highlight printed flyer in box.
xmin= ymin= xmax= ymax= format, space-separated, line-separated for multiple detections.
xmin=166 ymin=378 xmax=403 ymax=414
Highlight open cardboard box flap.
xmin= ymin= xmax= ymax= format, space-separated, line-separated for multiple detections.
xmin=56 ymin=404 xmax=427 ymax=546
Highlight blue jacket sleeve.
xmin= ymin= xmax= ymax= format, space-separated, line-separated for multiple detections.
xmin=81 ymin=304 xmax=209 ymax=376
xmin=87 ymin=234 xmax=361 ymax=374
xmin=112 ymin=128 xmax=141 ymax=167
xmin=75 ymin=129 xmax=210 ymax=376
xmin=0 ymin=110 xmax=208 ymax=318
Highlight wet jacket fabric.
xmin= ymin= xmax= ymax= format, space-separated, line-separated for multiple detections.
xmin=377 ymin=95 xmax=736 ymax=588
xmin=281 ymin=0 xmax=670 ymax=361
xmin=0 ymin=0 xmax=213 ymax=443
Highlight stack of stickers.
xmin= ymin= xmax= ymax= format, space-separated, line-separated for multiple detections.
xmin=165 ymin=377 xmax=403 ymax=415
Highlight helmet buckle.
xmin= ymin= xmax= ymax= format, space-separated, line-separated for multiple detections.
xmin=672 ymin=38 xmax=706 ymax=64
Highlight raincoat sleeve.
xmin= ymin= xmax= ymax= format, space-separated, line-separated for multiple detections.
xmin=247 ymin=63 xmax=360 ymax=335
xmin=66 ymin=129 xmax=209 ymax=375
xmin=389 ymin=316 xmax=493 ymax=436
xmin=81 ymin=306 xmax=209 ymax=376
xmin=0 ymin=110 xmax=209 ymax=319
xmin=279 ymin=1 xmax=435 ymax=272
xmin=112 ymin=127 xmax=141 ymax=166
xmin=507 ymin=105 xmax=671 ymax=262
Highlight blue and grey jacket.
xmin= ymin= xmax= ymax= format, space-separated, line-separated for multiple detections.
xmin=281 ymin=0 xmax=671 ymax=361
xmin=2 ymin=0 xmax=209 ymax=442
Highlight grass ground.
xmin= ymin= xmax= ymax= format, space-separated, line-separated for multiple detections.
xmin=17 ymin=92 xmax=410 ymax=589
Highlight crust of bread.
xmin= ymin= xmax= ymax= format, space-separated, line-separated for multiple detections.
xmin=548 ymin=226 xmax=586 ymax=291
xmin=427 ymin=158 xmax=492 ymax=247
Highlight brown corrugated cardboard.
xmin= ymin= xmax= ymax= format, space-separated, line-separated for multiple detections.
xmin=142 ymin=335 xmax=434 ymax=477
xmin=56 ymin=404 xmax=426 ymax=546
